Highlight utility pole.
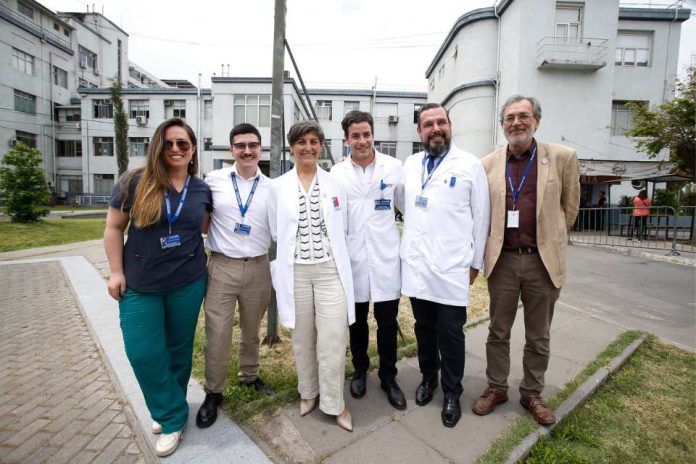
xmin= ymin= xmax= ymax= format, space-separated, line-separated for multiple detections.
xmin=264 ymin=0 xmax=286 ymax=345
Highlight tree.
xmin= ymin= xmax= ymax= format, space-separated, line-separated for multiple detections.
xmin=0 ymin=142 xmax=50 ymax=223
xmin=625 ymin=67 xmax=696 ymax=180
xmin=111 ymin=77 xmax=129 ymax=176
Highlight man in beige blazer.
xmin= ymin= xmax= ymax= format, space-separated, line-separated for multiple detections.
xmin=472 ymin=95 xmax=580 ymax=426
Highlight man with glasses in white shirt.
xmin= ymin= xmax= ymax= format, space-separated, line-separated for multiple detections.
xmin=196 ymin=123 xmax=274 ymax=429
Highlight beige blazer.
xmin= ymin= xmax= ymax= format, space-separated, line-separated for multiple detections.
xmin=482 ymin=141 xmax=580 ymax=288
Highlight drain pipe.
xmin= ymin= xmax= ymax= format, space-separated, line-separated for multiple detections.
xmin=492 ymin=1 xmax=502 ymax=150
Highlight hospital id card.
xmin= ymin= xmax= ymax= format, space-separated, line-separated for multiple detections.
xmin=507 ymin=210 xmax=519 ymax=228
xmin=415 ymin=196 xmax=428 ymax=208
xmin=375 ymin=199 xmax=391 ymax=210
xmin=160 ymin=234 xmax=182 ymax=249
xmin=234 ymin=223 xmax=252 ymax=235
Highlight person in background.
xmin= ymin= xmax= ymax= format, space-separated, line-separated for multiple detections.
xmin=629 ymin=189 xmax=652 ymax=242
xmin=267 ymin=121 xmax=356 ymax=432
xmin=196 ymin=123 xmax=274 ymax=431
xmin=331 ymin=110 xmax=407 ymax=410
xmin=104 ymin=118 xmax=211 ymax=457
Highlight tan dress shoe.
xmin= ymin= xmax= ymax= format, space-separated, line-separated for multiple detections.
xmin=520 ymin=394 xmax=556 ymax=425
xmin=336 ymin=408 xmax=353 ymax=432
xmin=471 ymin=387 xmax=508 ymax=416
xmin=300 ymin=397 xmax=318 ymax=417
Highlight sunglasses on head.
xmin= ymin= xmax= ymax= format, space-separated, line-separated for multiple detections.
xmin=163 ymin=140 xmax=192 ymax=151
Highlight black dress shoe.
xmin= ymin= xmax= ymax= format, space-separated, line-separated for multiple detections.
xmin=196 ymin=392 xmax=223 ymax=428
xmin=241 ymin=378 xmax=275 ymax=396
xmin=415 ymin=377 xmax=438 ymax=406
xmin=441 ymin=397 xmax=461 ymax=428
xmin=350 ymin=372 xmax=367 ymax=398
xmin=381 ymin=379 xmax=407 ymax=410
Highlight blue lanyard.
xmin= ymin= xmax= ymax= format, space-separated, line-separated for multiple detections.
xmin=164 ymin=175 xmax=190 ymax=233
xmin=420 ymin=149 xmax=449 ymax=190
xmin=505 ymin=145 xmax=537 ymax=209
xmin=231 ymin=172 xmax=260 ymax=218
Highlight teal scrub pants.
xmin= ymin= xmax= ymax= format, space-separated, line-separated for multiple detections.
xmin=119 ymin=276 xmax=206 ymax=434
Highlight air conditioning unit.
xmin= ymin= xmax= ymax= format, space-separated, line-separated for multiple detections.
xmin=9 ymin=138 xmax=18 ymax=147
xmin=164 ymin=100 xmax=172 ymax=106
xmin=79 ymin=62 xmax=86 ymax=69
xmin=93 ymin=69 xmax=100 ymax=76
xmin=388 ymin=115 xmax=399 ymax=124
xmin=136 ymin=116 xmax=148 ymax=125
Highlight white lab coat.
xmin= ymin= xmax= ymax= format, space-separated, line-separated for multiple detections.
xmin=267 ymin=166 xmax=355 ymax=329
xmin=330 ymin=152 xmax=405 ymax=303
xmin=400 ymin=144 xmax=490 ymax=307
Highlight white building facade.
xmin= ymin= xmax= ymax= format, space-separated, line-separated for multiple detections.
xmin=426 ymin=0 xmax=689 ymax=203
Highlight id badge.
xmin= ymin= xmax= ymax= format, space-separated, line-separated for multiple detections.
xmin=375 ymin=199 xmax=391 ymax=210
xmin=234 ymin=223 xmax=252 ymax=235
xmin=415 ymin=195 xmax=428 ymax=208
xmin=507 ymin=210 xmax=519 ymax=228
xmin=160 ymin=234 xmax=182 ymax=249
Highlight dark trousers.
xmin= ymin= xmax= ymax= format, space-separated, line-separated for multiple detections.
xmin=410 ymin=298 xmax=467 ymax=399
xmin=349 ymin=299 xmax=399 ymax=381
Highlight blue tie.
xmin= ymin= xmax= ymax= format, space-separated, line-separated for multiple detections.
xmin=427 ymin=155 xmax=437 ymax=174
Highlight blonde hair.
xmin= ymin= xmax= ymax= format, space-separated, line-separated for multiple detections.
xmin=119 ymin=118 xmax=198 ymax=227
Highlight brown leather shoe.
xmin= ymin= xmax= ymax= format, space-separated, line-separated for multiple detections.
xmin=519 ymin=394 xmax=556 ymax=425
xmin=472 ymin=387 xmax=508 ymax=416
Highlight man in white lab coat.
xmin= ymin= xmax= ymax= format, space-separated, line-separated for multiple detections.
xmin=401 ymin=103 xmax=490 ymax=427
xmin=330 ymin=110 xmax=407 ymax=410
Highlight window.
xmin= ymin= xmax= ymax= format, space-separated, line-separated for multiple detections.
xmin=93 ymin=99 xmax=113 ymax=118
xmin=94 ymin=174 xmax=114 ymax=195
xmin=555 ymin=4 xmax=582 ymax=43
xmin=129 ymin=100 xmax=150 ymax=119
xmin=412 ymin=142 xmax=424 ymax=154
xmin=204 ymin=100 xmax=213 ymax=120
xmin=58 ymin=175 xmax=82 ymax=193
xmin=63 ymin=28 xmax=70 ymax=38
xmin=375 ymin=141 xmax=397 ymax=157
xmin=15 ymin=130 xmax=36 ymax=148
xmin=611 ymin=100 xmax=647 ymax=136
xmin=12 ymin=49 xmax=34 ymax=75
xmin=58 ymin=108 xmax=81 ymax=122
xmin=233 ymin=95 xmax=271 ymax=127
xmin=14 ymin=89 xmax=36 ymax=113
xmin=375 ymin=102 xmax=398 ymax=121
xmin=54 ymin=22 xmax=59 ymax=31
xmin=615 ymin=31 xmax=652 ymax=67
xmin=53 ymin=66 xmax=68 ymax=88
xmin=413 ymin=104 xmax=424 ymax=124
xmin=315 ymin=100 xmax=332 ymax=120
xmin=18 ymin=1 xmax=34 ymax=19
xmin=78 ymin=46 xmax=98 ymax=72
xmin=165 ymin=100 xmax=186 ymax=119
xmin=56 ymin=140 xmax=82 ymax=157
xmin=293 ymin=103 xmax=304 ymax=123
xmin=344 ymin=101 xmax=360 ymax=115
xmin=78 ymin=78 xmax=89 ymax=88
xmin=117 ymin=39 xmax=122 ymax=82
xmin=214 ymin=159 xmax=224 ymax=170
xmin=94 ymin=137 xmax=114 ymax=156
xmin=129 ymin=137 xmax=149 ymax=157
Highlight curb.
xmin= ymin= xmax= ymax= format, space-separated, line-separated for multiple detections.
xmin=504 ymin=334 xmax=647 ymax=464
xmin=571 ymin=242 xmax=695 ymax=267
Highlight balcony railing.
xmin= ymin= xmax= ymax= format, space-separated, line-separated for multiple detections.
xmin=0 ymin=3 xmax=73 ymax=53
xmin=536 ymin=36 xmax=608 ymax=71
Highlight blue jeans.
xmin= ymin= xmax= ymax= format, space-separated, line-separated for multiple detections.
xmin=119 ymin=276 xmax=206 ymax=433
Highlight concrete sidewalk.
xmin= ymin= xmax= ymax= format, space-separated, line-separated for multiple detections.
xmin=0 ymin=242 xmax=644 ymax=463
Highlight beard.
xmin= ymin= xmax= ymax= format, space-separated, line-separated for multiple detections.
xmin=425 ymin=133 xmax=450 ymax=156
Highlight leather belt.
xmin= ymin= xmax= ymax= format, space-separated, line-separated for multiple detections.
xmin=503 ymin=247 xmax=538 ymax=254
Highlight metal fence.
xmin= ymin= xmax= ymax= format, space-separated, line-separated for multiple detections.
xmin=569 ymin=206 xmax=696 ymax=255
xmin=63 ymin=194 xmax=111 ymax=207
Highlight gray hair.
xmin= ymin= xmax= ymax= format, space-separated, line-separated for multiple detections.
xmin=287 ymin=120 xmax=325 ymax=146
xmin=499 ymin=95 xmax=542 ymax=123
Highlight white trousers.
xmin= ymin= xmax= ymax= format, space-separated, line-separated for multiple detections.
xmin=292 ymin=260 xmax=348 ymax=415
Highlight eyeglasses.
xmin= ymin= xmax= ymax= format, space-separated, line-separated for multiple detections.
xmin=503 ymin=113 xmax=533 ymax=124
xmin=163 ymin=140 xmax=192 ymax=151
xmin=232 ymin=142 xmax=261 ymax=150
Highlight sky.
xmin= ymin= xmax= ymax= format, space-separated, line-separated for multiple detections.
xmin=40 ymin=0 xmax=696 ymax=92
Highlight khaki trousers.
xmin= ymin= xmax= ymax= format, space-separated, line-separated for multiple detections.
xmin=204 ymin=252 xmax=271 ymax=391
xmin=292 ymin=260 xmax=348 ymax=416
xmin=486 ymin=250 xmax=561 ymax=396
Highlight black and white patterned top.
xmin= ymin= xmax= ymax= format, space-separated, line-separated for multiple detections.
xmin=294 ymin=176 xmax=332 ymax=263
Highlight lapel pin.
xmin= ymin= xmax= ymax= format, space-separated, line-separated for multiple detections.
xmin=541 ymin=157 xmax=548 ymax=165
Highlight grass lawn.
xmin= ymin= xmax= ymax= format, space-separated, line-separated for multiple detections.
xmin=190 ymin=276 xmax=490 ymax=429
xmin=0 ymin=218 xmax=105 ymax=252
xmin=525 ymin=336 xmax=696 ymax=464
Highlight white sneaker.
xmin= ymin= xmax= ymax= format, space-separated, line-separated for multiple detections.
xmin=155 ymin=430 xmax=182 ymax=457
xmin=152 ymin=422 xmax=162 ymax=434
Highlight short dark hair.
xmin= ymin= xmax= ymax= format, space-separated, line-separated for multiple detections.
xmin=417 ymin=103 xmax=451 ymax=128
xmin=229 ymin=123 xmax=261 ymax=146
xmin=287 ymin=120 xmax=325 ymax=146
xmin=499 ymin=95 xmax=542 ymax=123
xmin=341 ymin=110 xmax=374 ymax=137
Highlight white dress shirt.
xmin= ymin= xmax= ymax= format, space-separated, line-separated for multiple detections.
xmin=205 ymin=164 xmax=272 ymax=258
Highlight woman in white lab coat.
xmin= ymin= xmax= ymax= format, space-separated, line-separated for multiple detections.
xmin=267 ymin=121 xmax=355 ymax=431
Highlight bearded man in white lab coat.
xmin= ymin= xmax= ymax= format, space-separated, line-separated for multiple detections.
xmin=330 ymin=110 xmax=407 ymax=410
xmin=401 ymin=103 xmax=490 ymax=428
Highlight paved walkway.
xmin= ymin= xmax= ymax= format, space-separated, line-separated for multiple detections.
xmin=0 ymin=261 xmax=148 ymax=464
